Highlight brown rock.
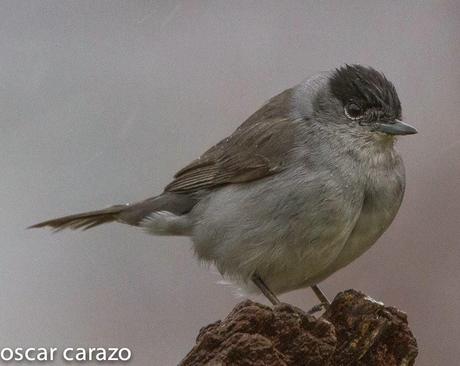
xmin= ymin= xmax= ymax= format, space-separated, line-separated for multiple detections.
xmin=323 ymin=290 xmax=418 ymax=366
xmin=180 ymin=289 xmax=418 ymax=366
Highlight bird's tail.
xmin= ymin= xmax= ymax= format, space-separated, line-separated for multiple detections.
xmin=29 ymin=193 xmax=198 ymax=233
xmin=28 ymin=205 xmax=126 ymax=231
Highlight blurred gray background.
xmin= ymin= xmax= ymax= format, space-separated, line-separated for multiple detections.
xmin=1 ymin=1 xmax=459 ymax=365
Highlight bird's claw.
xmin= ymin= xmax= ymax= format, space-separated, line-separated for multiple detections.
xmin=307 ymin=302 xmax=329 ymax=315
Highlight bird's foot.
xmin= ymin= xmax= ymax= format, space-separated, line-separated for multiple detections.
xmin=307 ymin=302 xmax=329 ymax=315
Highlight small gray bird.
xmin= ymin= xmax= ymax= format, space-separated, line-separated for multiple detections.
xmin=30 ymin=65 xmax=417 ymax=306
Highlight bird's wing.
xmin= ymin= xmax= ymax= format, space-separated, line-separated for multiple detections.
xmin=164 ymin=116 xmax=297 ymax=194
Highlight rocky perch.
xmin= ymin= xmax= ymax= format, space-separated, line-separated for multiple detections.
xmin=180 ymin=289 xmax=418 ymax=366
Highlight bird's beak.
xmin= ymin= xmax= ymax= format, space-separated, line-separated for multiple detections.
xmin=375 ymin=119 xmax=418 ymax=135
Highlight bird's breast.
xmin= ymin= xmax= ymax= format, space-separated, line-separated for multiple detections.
xmin=314 ymin=151 xmax=406 ymax=280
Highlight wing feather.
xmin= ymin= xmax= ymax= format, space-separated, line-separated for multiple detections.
xmin=165 ymin=116 xmax=296 ymax=194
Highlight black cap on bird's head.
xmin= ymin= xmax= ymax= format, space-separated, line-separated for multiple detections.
xmin=329 ymin=64 xmax=417 ymax=136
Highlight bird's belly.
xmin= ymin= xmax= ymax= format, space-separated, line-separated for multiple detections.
xmin=310 ymin=177 xmax=405 ymax=284
xmin=190 ymin=169 xmax=363 ymax=294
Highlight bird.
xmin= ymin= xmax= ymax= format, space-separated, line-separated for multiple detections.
xmin=30 ymin=64 xmax=417 ymax=307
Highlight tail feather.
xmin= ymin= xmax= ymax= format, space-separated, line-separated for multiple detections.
xmin=28 ymin=205 xmax=126 ymax=232
xmin=29 ymin=192 xmax=198 ymax=233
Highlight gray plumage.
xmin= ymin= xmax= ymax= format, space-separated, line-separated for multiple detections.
xmin=30 ymin=65 xmax=417 ymax=297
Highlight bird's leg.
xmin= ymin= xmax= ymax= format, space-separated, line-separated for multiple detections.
xmin=251 ymin=273 xmax=280 ymax=306
xmin=307 ymin=284 xmax=330 ymax=314
xmin=311 ymin=284 xmax=330 ymax=304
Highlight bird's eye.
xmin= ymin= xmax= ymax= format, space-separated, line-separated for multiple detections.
xmin=344 ymin=103 xmax=364 ymax=120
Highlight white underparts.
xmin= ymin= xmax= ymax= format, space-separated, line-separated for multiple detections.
xmin=140 ymin=211 xmax=191 ymax=236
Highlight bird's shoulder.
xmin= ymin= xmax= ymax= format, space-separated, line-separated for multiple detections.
xmin=164 ymin=88 xmax=299 ymax=194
